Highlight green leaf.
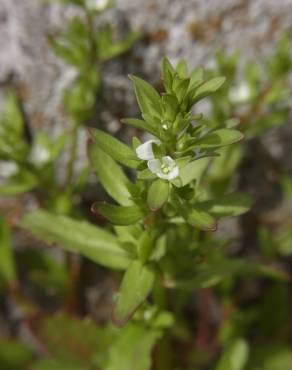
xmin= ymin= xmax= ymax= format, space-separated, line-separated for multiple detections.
xmin=162 ymin=94 xmax=179 ymax=122
xmin=137 ymin=231 xmax=153 ymax=264
xmin=98 ymin=30 xmax=141 ymax=62
xmin=185 ymin=207 xmax=217 ymax=231
xmin=0 ymin=93 xmax=29 ymax=162
xmin=176 ymin=78 xmax=190 ymax=102
xmin=0 ymin=217 xmax=17 ymax=285
xmin=113 ymin=260 xmax=155 ymax=325
xmin=1 ymin=93 xmax=24 ymax=136
xmin=147 ymin=179 xmax=169 ymax=211
xmin=106 ymin=323 xmax=161 ymax=370
xmin=176 ymin=60 xmax=188 ymax=78
xmin=90 ymin=145 xmax=132 ymax=206
xmin=189 ymin=67 xmax=204 ymax=89
xmin=199 ymin=193 xmax=252 ymax=217
xmin=137 ymin=168 xmax=156 ymax=180
xmin=208 ymin=145 xmax=242 ymax=185
xmin=63 ymin=70 xmax=100 ymax=122
xmin=193 ymin=76 xmax=226 ymax=101
xmin=93 ymin=203 xmax=145 ymax=226
xmin=121 ymin=118 xmax=159 ymax=136
xmin=0 ymin=171 xmax=38 ymax=196
xmin=191 ymin=129 xmax=243 ymax=149
xmin=20 ymin=210 xmax=131 ymax=270
xmin=216 ymin=339 xmax=249 ymax=370
xmin=115 ymin=225 xmax=142 ymax=245
xmin=150 ymin=234 xmax=167 ymax=262
xmin=179 ymin=157 xmax=210 ymax=187
xmin=129 ymin=75 xmax=162 ymax=117
xmin=90 ymin=129 xmax=139 ymax=169
xmin=177 ymin=259 xmax=288 ymax=290
xmin=161 ymin=57 xmax=175 ymax=92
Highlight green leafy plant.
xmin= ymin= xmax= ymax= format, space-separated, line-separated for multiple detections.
xmin=20 ymin=57 xmax=287 ymax=370
xmin=48 ymin=0 xmax=140 ymax=124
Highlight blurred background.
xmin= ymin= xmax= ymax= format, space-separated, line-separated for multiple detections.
xmin=0 ymin=0 xmax=292 ymax=369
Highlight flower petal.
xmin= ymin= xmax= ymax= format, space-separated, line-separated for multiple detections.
xmin=156 ymin=172 xmax=170 ymax=180
xmin=162 ymin=156 xmax=176 ymax=168
xmin=148 ymin=156 xmax=179 ymax=180
xmin=136 ymin=140 xmax=161 ymax=160
xmin=167 ymin=166 xmax=179 ymax=180
xmin=147 ymin=159 xmax=162 ymax=174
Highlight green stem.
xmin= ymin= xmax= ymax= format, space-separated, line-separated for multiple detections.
xmin=84 ymin=7 xmax=97 ymax=66
xmin=156 ymin=334 xmax=172 ymax=370
xmin=66 ymin=124 xmax=78 ymax=187
xmin=153 ymin=282 xmax=172 ymax=370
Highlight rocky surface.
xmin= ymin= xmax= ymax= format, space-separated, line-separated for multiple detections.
xmin=0 ymin=0 xmax=292 ymax=129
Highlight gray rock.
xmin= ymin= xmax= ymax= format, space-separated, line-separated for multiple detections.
xmin=0 ymin=0 xmax=291 ymax=128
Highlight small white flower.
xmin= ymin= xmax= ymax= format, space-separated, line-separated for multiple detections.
xmin=148 ymin=156 xmax=179 ymax=180
xmin=135 ymin=140 xmax=161 ymax=160
xmin=229 ymin=82 xmax=251 ymax=104
xmin=85 ymin=0 xmax=110 ymax=11
xmin=0 ymin=161 xmax=18 ymax=178
xmin=29 ymin=145 xmax=50 ymax=167
xmin=162 ymin=122 xmax=168 ymax=130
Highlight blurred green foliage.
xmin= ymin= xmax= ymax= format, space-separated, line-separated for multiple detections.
xmin=0 ymin=340 xmax=33 ymax=370
xmin=30 ymin=313 xmax=161 ymax=370
xmin=0 ymin=217 xmax=16 ymax=287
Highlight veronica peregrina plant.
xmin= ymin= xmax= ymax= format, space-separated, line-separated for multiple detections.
xmin=17 ymin=36 xmax=292 ymax=368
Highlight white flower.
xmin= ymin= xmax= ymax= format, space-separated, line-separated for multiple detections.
xmin=136 ymin=140 xmax=179 ymax=181
xmin=148 ymin=156 xmax=179 ymax=180
xmin=135 ymin=140 xmax=161 ymax=160
xmin=229 ymin=83 xmax=251 ymax=104
xmin=85 ymin=0 xmax=110 ymax=11
xmin=29 ymin=145 xmax=50 ymax=167
xmin=0 ymin=161 xmax=18 ymax=178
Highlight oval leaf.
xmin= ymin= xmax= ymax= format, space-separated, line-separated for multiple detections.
xmin=199 ymin=193 xmax=252 ymax=217
xmin=147 ymin=179 xmax=169 ymax=211
xmin=121 ymin=118 xmax=159 ymax=136
xmin=193 ymin=76 xmax=226 ymax=101
xmin=137 ymin=232 xmax=153 ymax=264
xmin=90 ymin=128 xmax=139 ymax=169
xmin=129 ymin=75 xmax=162 ymax=118
xmin=192 ymin=129 xmax=243 ymax=149
xmin=185 ymin=207 xmax=217 ymax=231
xmin=90 ymin=145 xmax=132 ymax=206
xmin=113 ymin=260 xmax=155 ymax=326
xmin=179 ymin=158 xmax=210 ymax=187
